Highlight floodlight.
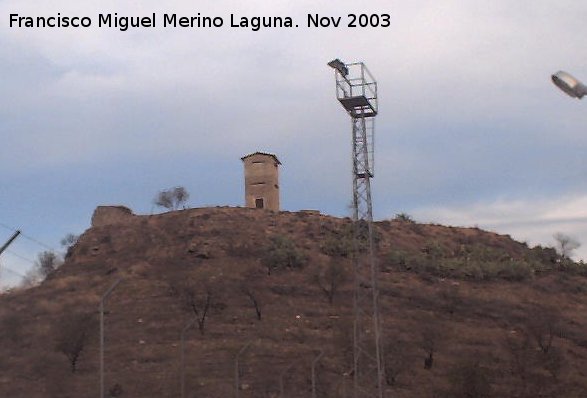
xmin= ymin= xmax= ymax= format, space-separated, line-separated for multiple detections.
xmin=552 ymin=71 xmax=587 ymax=99
xmin=327 ymin=58 xmax=349 ymax=77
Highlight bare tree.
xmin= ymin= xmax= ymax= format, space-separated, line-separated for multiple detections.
xmin=383 ymin=335 xmax=410 ymax=386
xmin=154 ymin=186 xmax=190 ymax=211
xmin=525 ymin=305 xmax=562 ymax=355
xmin=36 ymin=250 xmax=62 ymax=278
xmin=60 ymin=233 xmax=80 ymax=249
xmin=419 ymin=318 xmax=445 ymax=370
xmin=242 ymin=285 xmax=262 ymax=321
xmin=553 ymin=232 xmax=581 ymax=259
xmin=182 ymin=285 xmax=211 ymax=334
xmin=55 ymin=312 xmax=96 ymax=373
xmin=168 ymin=277 xmax=215 ymax=335
xmin=504 ymin=306 xmax=568 ymax=397
xmin=315 ymin=258 xmax=347 ymax=305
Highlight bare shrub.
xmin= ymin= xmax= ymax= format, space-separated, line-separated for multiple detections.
xmin=168 ymin=274 xmax=224 ymax=335
xmin=154 ymin=186 xmax=190 ymax=211
xmin=419 ymin=317 xmax=446 ymax=370
xmin=36 ymin=250 xmax=62 ymax=278
xmin=315 ymin=258 xmax=348 ymax=305
xmin=60 ymin=233 xmax=80 ymax=249
xmin=553 ymin=232 xmax=580 ymax=259
xmin=383 ymin=334 xmax=411 ymax=386
xmin=241 ymin=284 xmax=262 ymax=321
xmin=504 ymin=327 xmax=567 ymax=397
xmin=393 ymin=213 xmax=415 ymax=223
xmin=54 ymin=312 xmax=96 ymax=373
xmin=503 ymin=306 xmax=568 ymax=396
xmin=179 ymin=284 xmax=211 ymax=334
xmin=524 ymin=305 xmax=563 ymax=354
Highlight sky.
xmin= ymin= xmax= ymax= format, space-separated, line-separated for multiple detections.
xmin=1 ymin=0 xmax=587 ymax=286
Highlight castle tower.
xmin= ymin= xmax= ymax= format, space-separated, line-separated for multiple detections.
xmin=241 ymin=152 xmax=281 ymax=211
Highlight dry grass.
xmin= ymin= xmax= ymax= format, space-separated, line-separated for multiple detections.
xmin=0 ymin=207 xmax=586 ymax=397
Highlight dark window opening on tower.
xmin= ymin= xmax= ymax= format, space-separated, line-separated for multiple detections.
xmin=255 ymin=198 xmax=264 ymax=209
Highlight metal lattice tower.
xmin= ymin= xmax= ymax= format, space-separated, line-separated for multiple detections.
xmin=328 ymin=60 xmax=384 ymax=398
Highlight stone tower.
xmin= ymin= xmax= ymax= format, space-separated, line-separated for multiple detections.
xmin=241 ymin=152 xmax=281 ymax=211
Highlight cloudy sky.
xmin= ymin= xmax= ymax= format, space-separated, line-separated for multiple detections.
xmin=1 ymin=0 xmax=587 ymax=284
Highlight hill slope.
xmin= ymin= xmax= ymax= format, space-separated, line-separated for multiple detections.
xmin=1 ymin=206 xmax=587 ymax=398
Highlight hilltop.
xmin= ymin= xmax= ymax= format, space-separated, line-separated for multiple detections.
xmin=1 ymin=206 xmax=587 ymax=397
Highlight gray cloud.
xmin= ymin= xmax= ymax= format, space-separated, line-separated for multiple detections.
xmin=2 ymin=0 xmax=587 ymax=280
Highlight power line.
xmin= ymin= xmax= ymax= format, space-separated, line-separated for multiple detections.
xmin=20 ymin=233 xmax=55 ymax=251
xmin=0 ymin=221 xmax=55 ymax=251
xmin=0 ymin=258 xmax=27 ymax=282
xmin=0 ymin=221 xmax=19 ymax=233
xmin=5 ymin=250 xmax=36 ymax=265
xmin=1 ymin=266 xmax=25 ymax=279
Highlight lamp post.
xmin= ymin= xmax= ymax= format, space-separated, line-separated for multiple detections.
xmin=99 ymin=279 xmax=122 ymax=398
xmin=552 ymin=71 xmax=587 ymax=99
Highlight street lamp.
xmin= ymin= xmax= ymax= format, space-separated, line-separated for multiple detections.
xmin=552 ymin=71 xmax=587 ymax=99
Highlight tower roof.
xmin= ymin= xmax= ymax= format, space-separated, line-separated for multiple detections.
xmin=241 ymin=152 xmax=281 ymax=165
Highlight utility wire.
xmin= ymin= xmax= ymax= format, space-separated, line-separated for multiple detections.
xmin=0 ymin=258 xmax=27 ymax=281
xmin=5 ymin=250 xmax=36 ymax=265
xmin=0 ymin=221 xmax=55 ymax=251
xmin=0 ymin=221 xmax=19 ymax=233
xmin=1 ymin=266 xmax=25 ymax=279
xmin=20 ymin=233 xmax=54 ymax=251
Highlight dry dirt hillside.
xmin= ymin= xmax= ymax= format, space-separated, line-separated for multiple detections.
xmin=1 ymin=206 xmax=587 ymax=398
